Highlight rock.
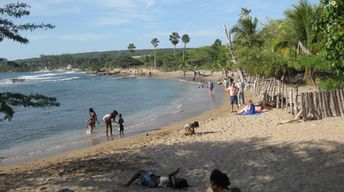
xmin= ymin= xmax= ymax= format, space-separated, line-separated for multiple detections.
xmin=58 ymin=188 xmax=74 ymax=192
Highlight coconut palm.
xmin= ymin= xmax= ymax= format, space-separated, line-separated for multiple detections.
xmin=169 ymin=32 xmax=180 ymax=58
xmin=128 ymin=43 xmax=136 ymax=56
xmin=181 ymin=34 xmax=190 ymax=61
xmin=151 ymin=38 xmax=159 ymax=69
xmin=283 ymin=0 xmax=320 ymax=86
xmin=231 ymin=8 xmax=261 ymax=47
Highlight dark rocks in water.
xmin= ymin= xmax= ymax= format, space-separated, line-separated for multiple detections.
xmin=10 ymin=78 xmax=25 ymax=83
xmin=58 ymin=189 xmax=74 ymax=192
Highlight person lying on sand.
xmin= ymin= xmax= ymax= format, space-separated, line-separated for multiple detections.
xmin=125 ymin=168 xmax=188 ymax=189
xmin=237 ymin=99 xmax=264 ymax=115
xmin=210 ymin=169 xmax=241 ymax=192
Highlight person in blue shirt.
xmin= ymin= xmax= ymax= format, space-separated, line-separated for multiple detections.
xmin=208 ymin=80 xmax=215 ymax=95
xmin=237 ymin=99 xmax=257 ymax=115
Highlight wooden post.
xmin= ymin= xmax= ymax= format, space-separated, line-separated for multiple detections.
xmin=325 ymin=91 xmax=333 ymax=117
xmin=332 ymin=90 xmax=341 ymax=116
xmin=277 ymin=80 xmax=281 ymax=108
xmin=339 ymin=89 xmax=344 ymax=115
xmin=301 ymin=93 xmax=307 ymax=121
xmin=294 ymin=86 xmax=299 ymax=112
xmin=337 ymin=89 xmax=344 ymax=116
xmin=309 ymin=92 xmax=317 ymax=119
xmin=272 ymin=78 xmax=276 ymax=102
xmin=289 ymin=88 xmax=293 ymax=113
xmin=284 ymin=83 xmax=288 ymax=110
xmin=314 ymin=91 xmax=322 ymax=119
xmin=321 ymin=91 xmax=327 ymax=118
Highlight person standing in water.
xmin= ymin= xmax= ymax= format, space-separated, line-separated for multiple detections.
xmin=118 ymin=113 xmax=124 ymax=136
xmin=103 ymin=110 xmax=118 ymax=136
xmin=208 ymin=80 xmax=215 ymax=95
xmin=87 ymin=108 xmax=99 ymax=133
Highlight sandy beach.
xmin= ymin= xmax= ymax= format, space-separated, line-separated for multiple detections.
xmin=1 ymin=72 xmax=344 ymax=192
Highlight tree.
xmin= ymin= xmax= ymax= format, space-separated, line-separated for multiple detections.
xmin=0 ymin=2 xmax=54 ymax=44
xmin=181 ymin=34 xmax=190 ymax=61
xmin=127 ymin=43 xmax=136 ymax=55
xmin=0 ymin=93 xmax=60 ymax=121
xmin=284 ymin=0 xmax=320 ymax=87
xmin=0 ymin=2 xmax=58 ymax=121
xmin=169 ymin=32 xmax=180 ymax=58
xmin=315 ymin=0 xmax=344 ymax=75
xmin=231 ymin=8 xmax=261 ymax=47
xmin=151 ymin=38 xmax=159 ymax=69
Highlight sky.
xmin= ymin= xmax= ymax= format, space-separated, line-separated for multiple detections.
xmin=0 ymin=0 xmax=320 ymax=60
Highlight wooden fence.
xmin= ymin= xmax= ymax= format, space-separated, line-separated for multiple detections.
xmin=246 ymin=75 xmax=344 ymax=121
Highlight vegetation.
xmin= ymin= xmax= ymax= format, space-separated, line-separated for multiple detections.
xmin=0 ymin=2 xmax=59 ymax=121
xmin=169 ymin=32 xmax=180 ymax=58
xmin=181 ymin=34 xmax=190 ymax=61
xmin=2 ymin=0 xmax=343 ymax=91
xmin=151 ymin=38 xmax=159 ymax=69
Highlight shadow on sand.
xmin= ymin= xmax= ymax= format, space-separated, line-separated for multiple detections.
xmin=1 ymin=137 xmax=343 ymax=192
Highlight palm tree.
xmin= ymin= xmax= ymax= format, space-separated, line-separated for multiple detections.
xmin=181 ymin=34 xmax=190 ymax=61
xmin=169 ymin=32 xmax=180 ymax=58
xmin=231 ymin=8 xmax=261 ymax=47
xmin=128 ymin=43 xmax=136 ymax=56
xmin=283 ymin=0 xmax=319 ymax=86
xmin=151 ymin=38 xmax=159 ymax=69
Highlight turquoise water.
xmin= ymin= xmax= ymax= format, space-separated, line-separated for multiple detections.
xmin=0 ymin=71 xmax=223 ymax=165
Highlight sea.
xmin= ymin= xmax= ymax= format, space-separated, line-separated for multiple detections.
xmin=0 ymin=71 xmax=224 ymax=166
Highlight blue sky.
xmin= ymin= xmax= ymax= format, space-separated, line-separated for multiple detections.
xmin=0 ymin=0 xmax=319 ymax=60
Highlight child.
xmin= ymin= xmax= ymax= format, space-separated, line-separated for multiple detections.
xmin=87 ymin=108 xmax=99 ymax=133
xmin=118 ymin=113 xmax=124 ymax=136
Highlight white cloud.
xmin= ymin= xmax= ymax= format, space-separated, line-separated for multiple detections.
xmin=93 ymin=17 xmax=129 ymax=26
xmin=59 ymin=34 xmax=110 ymax=41
xmin=98 ymin=0 xmax=155 ymax=8
xmin=30 ymin=35 xmax=51 ymax=40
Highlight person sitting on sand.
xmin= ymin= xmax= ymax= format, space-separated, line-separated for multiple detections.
xmin=102 ymin=110 xmax=118 ymax=136
xmin=210 ymin=169 xmax=241 ymax=192
xmin=87 ymin=108 xmax=99 ymax=133
xmin=126 ymin=168 xmax=188 ymax=189
xmin=117 ymin=113 xmax=124 ymax=136
xmin=237 ymin=99 xmax=264 ymax=115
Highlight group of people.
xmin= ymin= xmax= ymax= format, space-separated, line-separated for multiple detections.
xmin=87 ymin=108 xmax=125 ymax=136
xmin=208 ymin=74 xmax=264 ymax=115
xmin=208 ymin=75 xmax=246 ymax=112
xmin=126 ymin=168 xmax=241 ymax=192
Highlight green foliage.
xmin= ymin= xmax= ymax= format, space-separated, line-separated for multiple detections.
xmin=0 ymin=92 xmax=60 ymax=121
xmin=169 ymin=32 xmax=180 ymax=58
xmin=0 ymin=2 xmax=59 ymax=121
xmin=315 ymin=0 xmax=344 ymax=75
xmin=127 ymin=43 xmax=136 ymax=54
xmin=110 ymin=55 xmax=143 ymax=68
xmin=0 ymin=2 xmax=54 ymax=44
xmin=319 ymin=75 xmax=344 ymax=90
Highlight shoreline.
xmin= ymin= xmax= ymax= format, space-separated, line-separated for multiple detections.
xmin=1 ymin=71 xmax=344 ymax=191
xmin=0 ymin=70 xmax=223 ymax=167
xmin=0 ymin=86 xmax=230 ymax=175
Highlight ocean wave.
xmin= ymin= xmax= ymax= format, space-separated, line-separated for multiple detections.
xmin=42 ymin=77 xmax=80 ymax=82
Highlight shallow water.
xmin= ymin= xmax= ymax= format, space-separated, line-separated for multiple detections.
xmin=0 ymin=71 xmax=223 ymax=166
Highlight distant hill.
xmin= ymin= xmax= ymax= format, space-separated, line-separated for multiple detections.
xmin=13 ymin=48 xmax=180 ymax=63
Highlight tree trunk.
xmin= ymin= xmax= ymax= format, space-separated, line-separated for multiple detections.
xmin=183 ymin=44 xmax=186 ymax=61
xmin=173 ymin=45 xmax=176 ymax=58
xmin=154 ymin=49 xmax=157 ymax=69
xmin=223 ymin=25 xmax=246 ymax=83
